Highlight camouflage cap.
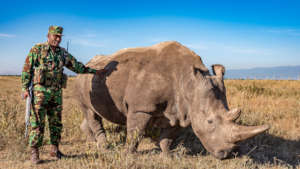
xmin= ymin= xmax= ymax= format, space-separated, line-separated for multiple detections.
xmin=48 ymin=25 xmax=63 ymax=35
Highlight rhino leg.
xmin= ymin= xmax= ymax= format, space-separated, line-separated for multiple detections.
xmin=86 ymin=109 xmax=107 ymax=149
xmin=159 ymin=127 xmax=180 ymax=155
xmin=80 ymin=118 xmax=96 ymax=142
xmin=126 ymin=111 xmax=152 ymax=153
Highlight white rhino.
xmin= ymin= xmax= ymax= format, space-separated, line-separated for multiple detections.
xmin=75 ymin=41 xmax=269 ymax=159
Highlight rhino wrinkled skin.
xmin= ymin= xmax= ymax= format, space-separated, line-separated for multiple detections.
xmin=75 ymin=41 xmax=269 ymax=159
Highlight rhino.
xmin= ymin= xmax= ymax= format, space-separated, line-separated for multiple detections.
xmin=75 ymin=41 xmax=269 ymax=159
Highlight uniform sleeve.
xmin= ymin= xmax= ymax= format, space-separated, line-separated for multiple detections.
xmin=62 ymin=49 xmax=97 ymax=74
xmin=21 ymin=46 xmax=39 ymax=92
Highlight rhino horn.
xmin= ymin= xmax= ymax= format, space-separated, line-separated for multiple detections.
xmin=225 ymin=108 xmax=241 ymax=121
xmin=231 ymin=124 xmax=269 ymax=143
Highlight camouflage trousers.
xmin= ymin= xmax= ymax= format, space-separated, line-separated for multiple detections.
xmin=29 ymin=85 xmax=63 ymax=148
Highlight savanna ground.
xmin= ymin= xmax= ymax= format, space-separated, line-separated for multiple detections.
xmin=0 ymin=75 xmax=300 ymax=169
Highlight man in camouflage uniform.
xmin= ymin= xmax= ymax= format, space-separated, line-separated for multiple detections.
xmin=22 ymin=25 xmax=106 ymax=164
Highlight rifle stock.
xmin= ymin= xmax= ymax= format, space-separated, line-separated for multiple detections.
xmin=24 ymin=83 xmax=32 ymax=138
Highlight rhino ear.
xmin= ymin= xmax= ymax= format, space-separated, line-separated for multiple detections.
xmin=212 ymin=64 xmax=225 ymax=78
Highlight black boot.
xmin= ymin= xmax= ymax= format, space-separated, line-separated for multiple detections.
xmin=31 ymin=147 xmax=42 ymax=164
xmin=50 ymin=145 xmax=65 ymax=159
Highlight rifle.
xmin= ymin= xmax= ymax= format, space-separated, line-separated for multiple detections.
xmin=24 ymin=82 xmax=33 ymax=138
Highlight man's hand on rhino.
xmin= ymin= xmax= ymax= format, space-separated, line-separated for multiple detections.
xmin=96 ymin=69 xmax=108 ymax=77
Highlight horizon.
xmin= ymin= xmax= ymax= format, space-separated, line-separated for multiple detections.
xmin=1 ymin=1 xmax=300 ymax=75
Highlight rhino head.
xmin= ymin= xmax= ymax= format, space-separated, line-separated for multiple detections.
xmin=187 ymin=64 xmax=269 ymax=159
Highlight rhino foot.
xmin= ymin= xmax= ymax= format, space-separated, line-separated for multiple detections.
xmin=81 ymin=118 xmax=96 ymax=142
xmin=87 ymin=135 xmax=96 ymax=142
xmin=96 ymin=134 xmax=108 ymax=150
xmin=158 ymin=127 xmax=179 ymax=155
xmin=125 ymin=134 xmax=140 ymax=154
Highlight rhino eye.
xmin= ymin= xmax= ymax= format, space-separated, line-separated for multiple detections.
xmin=207 ymin=120 xmax=213 ymax=124
xmin=193 ymin=67 xmax=205 ymax=76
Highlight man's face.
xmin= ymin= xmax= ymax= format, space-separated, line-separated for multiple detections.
xmin=47 ymin=34 xmax=62 ymax=47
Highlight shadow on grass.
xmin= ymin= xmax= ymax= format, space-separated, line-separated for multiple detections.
xmin=139 ymin=148 xmax=161 ymax=155
xmin=74 ymin=122 xmax=300 ymax=167
xmin=74 ymin=119 xmax=300 ymax=167
xmin=173 ymin=127 xmax=300 ymax=167
xmin=236 ymin=133 xmax=300 ymax=167
xmin=67 ymin=126 xmax=300 ymax=168
xmin=40 ymin=153 xmax=99 ymax=164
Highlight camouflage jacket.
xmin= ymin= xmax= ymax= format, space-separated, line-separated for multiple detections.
xmin=22 ymin=42 xmax=96 ymax=92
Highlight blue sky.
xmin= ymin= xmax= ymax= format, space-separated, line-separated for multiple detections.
xmin=0 ymin=0 xmax=300 ymax=74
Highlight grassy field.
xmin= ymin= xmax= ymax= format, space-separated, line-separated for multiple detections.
xmin=0 ymin=76 xmax=300 ymax=169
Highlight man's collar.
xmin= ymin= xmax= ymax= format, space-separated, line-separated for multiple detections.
xmin=45 ymin=41 xmax=60 ymax=52
xmin=44 ymin=42 xmax=50 ymax=50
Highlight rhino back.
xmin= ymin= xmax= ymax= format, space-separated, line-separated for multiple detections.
xmin=75 ymin=41 xmax=207 ymax=126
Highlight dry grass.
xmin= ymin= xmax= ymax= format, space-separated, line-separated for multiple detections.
xmin=0 ymin=76 xmax=300 ymax=169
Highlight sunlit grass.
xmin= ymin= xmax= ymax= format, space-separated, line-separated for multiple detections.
xmin=0 ymin=76 xmax=299 ymax=168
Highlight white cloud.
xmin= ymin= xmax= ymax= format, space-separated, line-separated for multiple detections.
xmin=83 ymin=33 xmax=97 ymax=38
xmin=187 ymin=42 xmax=272 ymax=56
xmin=0 ymin=33 xmax=16 ymax=38
xmin=69 ymin=34 xmax=104 ymax=48
xmin=186 ymin=43 xmax=209 ymax=51
xmin=266 ymin=28 xmax=300 ymax=36
xmin=222 ymin=46 xmax=273 ymax=56
xmin=148 ymin=38 xmax=169 ymax=43
xmin=72 ymin=38 xmax=104 ymax=48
